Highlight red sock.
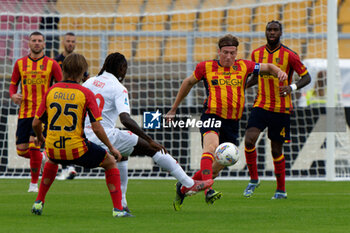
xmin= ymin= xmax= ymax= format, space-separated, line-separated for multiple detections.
xmin=200 ymin=153 xmax=214 ymax=180
xmin=29 ymin=147 xmax=43 ymax=184
xmin=245 ymin=147 xmax=258 ymax=181
xmin=105 ymin=168 xmax=122 ymax=210
xmin=36 ymin=162 xmax=58 ymax=202
xmin=192 ymin=170 xmax=202 ymax=181
xmin=273 ymin=154 xmax=286 ymax=192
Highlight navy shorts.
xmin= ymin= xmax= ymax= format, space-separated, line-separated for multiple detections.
xmin=200 ymin=113 xmax=239 ymax=146
xmin=49 ymin=140 xmax=108 ymax=168
xmin=16 ymin=118 xmax=36 ymax=144
xmin=246 ymin=107 xmax=290 ymax=143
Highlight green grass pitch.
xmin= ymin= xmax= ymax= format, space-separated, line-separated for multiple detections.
xmin=1 ymin=179 xmax=350 ymax=233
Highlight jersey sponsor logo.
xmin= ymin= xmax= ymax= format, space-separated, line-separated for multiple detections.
xmin=211 ymin=78 xmax=243 ymax=86
xmin=23 ymin=78 xmax=48 ymax=85
xmin=124 ymin=97 xmax=129 ymax=105
xmin=54 ymin=136 xmax=71 ymax=148
xmin=143 ymin=110 xmax=161 ymax=129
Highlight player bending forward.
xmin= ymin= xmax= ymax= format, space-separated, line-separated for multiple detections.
xmin=83 ymin=52 xmax=213 ymax=212
xmin=31 ymin=53 xmax=132 ymax=218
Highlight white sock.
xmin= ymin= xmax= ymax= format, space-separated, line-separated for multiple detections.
xmin=117 ymin=160 xmax=128 ymax=207
xmin=152 ymin=151 xmax=194 ymax=188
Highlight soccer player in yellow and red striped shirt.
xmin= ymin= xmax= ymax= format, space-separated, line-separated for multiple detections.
xmin=31 ymin=53 xmax=132 ymax=217
xmin=167 ymin=34 xmax=287 ymax=210
xmin=243 ymin=21 xmax=311 ymax=199
xmin=9 ymin=31 xmax=62 ymax=192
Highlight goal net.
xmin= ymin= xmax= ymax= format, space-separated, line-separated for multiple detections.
xmin=1 ymin=0 xmax=348 ymax=180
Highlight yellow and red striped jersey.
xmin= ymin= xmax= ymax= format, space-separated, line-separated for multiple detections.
xmin=251 ymin=44 xmax=308 ymax=114
xmin=10 ymin=55 xmax=62 ymax=119
xmin=35 ymin=81 xmax=102 ymax=160
xmin=193 ymin=59 xmax=258 ymax=120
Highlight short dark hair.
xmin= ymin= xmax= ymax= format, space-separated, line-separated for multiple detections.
xmin=30 ymin=31 xmax=44 ymax=39
xmin=62 ymin=53 xmax=88 ymax=81
xmin=266 ymin=20 xmax=283 ymax=31
xmin=98 ymin=52 xmax=127 ymax=78
xmin=64 ymin=32 xmax=75 ymax=37
xmin=218 ymin=34 xmax=239 ymax=49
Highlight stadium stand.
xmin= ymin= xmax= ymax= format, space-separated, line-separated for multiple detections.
xmin=253 ymin=4 xmax=282 ymax=32
xmin=197 ymin=0 xmax=228 ymax=32
xmin=282 ymin=1 xmax=310 ymax=33
xmin=169 ymin=0 xmax=200 ymax=31
xmin=163 ymin=37 xmax=187 ymax=62
xmin=140 ymin=0 xmax=172 ymax=31
xmin=226 ymin=6 xmax=252 ymax=33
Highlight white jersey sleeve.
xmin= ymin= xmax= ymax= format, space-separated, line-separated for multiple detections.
xmin=83 ymin=71 xmax=130 ymax=130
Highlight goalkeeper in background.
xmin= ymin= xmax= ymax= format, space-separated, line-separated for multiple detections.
xmin=166 ymin=34 xmax=288 ymax=210
xmin=31 ymin=53 xmax=132 ymax=218
xmin=54 ymin=32 xmax=90 ymax=180
xmin=243 ymin=21 xmax=311 ymax=199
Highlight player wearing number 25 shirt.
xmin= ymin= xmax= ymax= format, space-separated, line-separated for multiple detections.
xmin=31 ymin=53 xmax=131 ymax=218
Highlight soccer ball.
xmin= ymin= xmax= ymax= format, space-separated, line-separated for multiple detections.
xmin=214 ymin=142 xmax=239 ymax=166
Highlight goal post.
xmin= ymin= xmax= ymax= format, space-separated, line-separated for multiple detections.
xmin=0 ymin=0 xmax=348 ymax=180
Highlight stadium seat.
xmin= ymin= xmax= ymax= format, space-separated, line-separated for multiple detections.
xmin=253 ymin=5 xmax=282 ymax=32
xmin=74 ymin=36 xmax=101 ymax=75
xmin=305 ymin=39 xmax=327 ymax=59
xmin=170 ymin=12 xmax=197 ymax=31
xmin=108 ymin=36 xmax=133 ymax=61
xmin=226 ymin=7 xmax=252 ymax=32
xmin=163 ymin=37 xmax=187 ymax=62
xmin=194 ymin=37 xmax=217 ymax=62
xmin=198 ymin=0 xmax=228 ymax=32
xmin=308 ymin=0 xmax=327 ymax=33
xmin=282 ymin=1 xmax=310 ymax=34
xmin=141 ymin=15 xmax=168 ymax=31
xmin=134 ymin=37 xmax=163 ymax=62
xmin=141 ymin=0 xmax=172 ymax=31
xmin=342 ymin=24 xmax=350 ymax=33
xmin=339 ymin=39 xmax=350 ymax=59
xmin=338 ymin=1 xmax=350 ymax=24
xmin=170 ymin=0 xmax=200 ymax=31
xmin=198 ymin=10 xmax=225 ymax=32
xmin=57 ymin=0 xmax=117 ymax=14
xmin=114 ymin=16 xmax=140 ymax=31
xmin=114 ymin=0 xmax=143 ymax=31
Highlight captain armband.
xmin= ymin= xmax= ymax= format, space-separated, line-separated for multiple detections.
xmin=253 ymin=63 xmax=260 ymax=75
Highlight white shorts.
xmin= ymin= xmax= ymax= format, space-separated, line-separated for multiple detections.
xmin=85 ymin=127 xmax=138 ymax=157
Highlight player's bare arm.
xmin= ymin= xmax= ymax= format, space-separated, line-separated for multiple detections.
xmin=279 ymin=73 xmax=311 ymax=96
xmin=119 ymin=112 xmax=167 ymax=153
xmin=32 ymin=118 xmax=45 ymax=147
xmin=259 ymin=63 xmax=288 ymax=82
xmin=165 ymin=74 xmax=199 ymax=122
xmin=91 ymin=121 xmax=122 ymax=161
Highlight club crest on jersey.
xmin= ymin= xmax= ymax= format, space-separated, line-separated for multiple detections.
xmin=276 ymin=58 xmax=280 ymax=63
xmin=40 ymin=65 xmax=44 ymax=70
xmin=124 ymin=97 xmax=128 ymax=105
xmin=232 ymin=65 xmax=237 ymax=70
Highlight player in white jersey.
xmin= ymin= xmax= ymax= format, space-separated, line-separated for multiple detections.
xmin=83 ymin=52 xmax=213 ymax=212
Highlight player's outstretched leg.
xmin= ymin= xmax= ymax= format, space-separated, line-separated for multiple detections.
xmin=173 ymin=179 xmax=214 ymax=211
xmin=205 ymin=188 xmax=222 ymax=204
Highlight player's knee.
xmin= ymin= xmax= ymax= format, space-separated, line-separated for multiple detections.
xmin=102 ymin=154 xmax=117 ymax=170
xmin=17 ymin=147 xmax=30 ymax=158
